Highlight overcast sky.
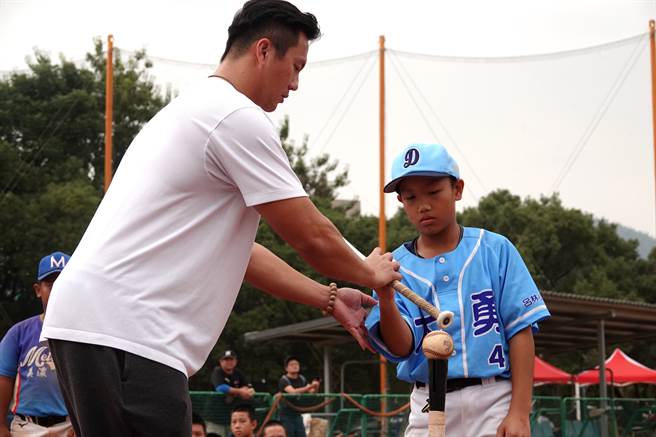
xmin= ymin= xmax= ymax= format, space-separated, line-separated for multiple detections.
xmin=1 ymin=0 xmax=655 ymax=237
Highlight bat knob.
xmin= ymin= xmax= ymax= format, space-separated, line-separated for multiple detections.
xmin=422 ymin=330 xmax=454 ymax=360
xmin=437 ymin=311 xmax=454 ymax=329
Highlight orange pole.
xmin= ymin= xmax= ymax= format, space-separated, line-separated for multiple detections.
xmin=650 ymin=20 xmax=656 ymax=234
xmin=378 ymin=35 xmax=387 ymax=253
xmin=378 ymin=35 xmax=388 ymax=399
xmin=104 ymin=34 xmax=114 ymax=193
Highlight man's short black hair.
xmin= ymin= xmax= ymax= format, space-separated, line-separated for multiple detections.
xmin=231 ymin=403 xmax=257 ymax=421
xmin=221 ymin=0 xmax=321 ymax=61
xmin=192 ymin=411 xmax=207 ymax=432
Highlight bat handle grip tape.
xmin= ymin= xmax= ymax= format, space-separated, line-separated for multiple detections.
xmin=392 ymin=280 xmax=440 ymax=320
xmin=428 ymin=411 xmax=446 ymax=437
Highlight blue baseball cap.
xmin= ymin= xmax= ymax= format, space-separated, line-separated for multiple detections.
xmin=37 ymin=251 xmax=70 ymax=281
xmin=384 ymin=144 xmax=460 ymax=193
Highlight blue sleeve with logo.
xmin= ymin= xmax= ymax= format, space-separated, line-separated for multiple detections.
xmin=495 ymin=238 xmax=550 ymax=340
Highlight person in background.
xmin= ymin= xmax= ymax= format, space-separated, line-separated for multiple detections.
xmin=211 ymin=350 xmax=255 ymax=402
xmin=211 ymin=349 xmax=255 ymax=436
xmin=230 ymin=404 xmax=257 ymax=437
xmin=277 ymin=356 xmax=318 ymax=437
xmin=192 ymin=411 xmax=208 ymax=437
xmin=262 ymin=420 xmax=287 ymax=437
xmin=0 ymin=252 xmax=74 ymax=437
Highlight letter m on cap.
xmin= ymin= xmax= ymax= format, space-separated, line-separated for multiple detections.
xmin=50 ymin=256 xmax=66 ymax=268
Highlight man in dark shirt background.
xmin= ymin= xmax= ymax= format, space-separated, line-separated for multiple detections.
xmin=210 ymin=350 xmax=254 ymax=436
xmin=277 ymin=356 xmax=319 ymax=437
xmin=211 ymin=350 xmax=255 ymax=403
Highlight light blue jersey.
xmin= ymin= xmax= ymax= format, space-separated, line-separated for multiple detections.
xmin=366 ymin=227 xmax=550 ymax=384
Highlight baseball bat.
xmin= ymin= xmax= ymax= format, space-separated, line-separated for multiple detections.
xmin=428 ymin=358 xmax=448 ymax=437
xmin=346 ymin=239 xmax=453 ymax=437
xmin=422 ymin=330 xmax=453 ymax=437
xmin=343 ymin=238 xmax=454 ymax=329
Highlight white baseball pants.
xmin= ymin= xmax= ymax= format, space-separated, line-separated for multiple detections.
xmin=10 ymin=415 xmax=74 ymax=437
xmin=405 ymin=378 xmax=512 ymax=437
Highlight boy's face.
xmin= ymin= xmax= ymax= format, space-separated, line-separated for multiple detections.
xmin=231 ymin=411 xmax=257 ymax=437
xmin=263 ymin=424 xmax=287 ymax=437
xmin=191 ymin=423 xmax=206 ymax=437
xmin=397 ymin=176 xmax=463 ymax=236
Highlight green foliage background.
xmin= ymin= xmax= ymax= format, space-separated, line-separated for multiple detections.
xmin=0 ymin=41 xmax=654 ymax=396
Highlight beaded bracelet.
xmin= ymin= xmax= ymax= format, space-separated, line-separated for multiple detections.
xmin=322 ymin=282 xmax=338 ymax=316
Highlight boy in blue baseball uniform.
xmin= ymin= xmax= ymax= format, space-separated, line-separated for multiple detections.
xmin=0 ymin=251 xmax=73 ymax=437
xmin=366 ymin=144 xmax=550 ymax=437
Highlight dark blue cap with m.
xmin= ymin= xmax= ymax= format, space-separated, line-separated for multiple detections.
xmin=37 ymin=251 xmax=70 ymax=281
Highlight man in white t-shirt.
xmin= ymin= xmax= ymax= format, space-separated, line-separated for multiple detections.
xmin=42 ymin=1 xmax=401 ymax=436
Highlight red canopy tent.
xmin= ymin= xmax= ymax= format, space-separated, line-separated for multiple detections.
xmin=576 ymin=348 xmax=656 ymax=386
xmin=534 ymin=356 xmax=575 ymax=384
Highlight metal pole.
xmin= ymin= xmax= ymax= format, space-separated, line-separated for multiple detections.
xmin=104 ymin=34 xmax=114 ymax=193
xmin=378 ymin=33 xmax=388 ymax=399
xmin=598 ymin=319 xmax=608 ymax=437
xmin=323 ymin=346 xmax=331 ymax=395
xmin=574 ymin=382 xmax=581 ymax=421
xmin=378 ymin=34 xmax=388 ymax=436
xmin=378 ymin=34 xmax=386 ymax=252
xmin=649 ymin=20 xmax=656 ymax=235
xmin=323 ymin=346 xmax=332 ymax=414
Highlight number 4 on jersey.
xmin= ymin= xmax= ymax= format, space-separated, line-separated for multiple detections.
xmin=488 ymin=344 xmax=506 ymax=369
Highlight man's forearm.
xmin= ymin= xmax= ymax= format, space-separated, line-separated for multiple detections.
xmin=255 ymin=197 xmax=382 ymax=288
xmin=245 ymin=243 xmax=330 ymax=309
xmin=284 ymin=385 xmax=311 ymax=394
xmin=289 ymin=215 xmax=376 ymax=286
xmin=508 ymin=327 xmax=534 ymax=417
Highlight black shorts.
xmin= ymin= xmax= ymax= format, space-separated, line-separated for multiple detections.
xmin=49 ymin=339 xmax=191 ymax=437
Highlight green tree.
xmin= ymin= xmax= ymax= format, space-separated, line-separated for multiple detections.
xmin=458 ymin=190 xmax=651 ymax=301
xmin=279 ymin=117 xmax=348 ymax=200
xmin=0 ymin=40 xmax=165 ymax=302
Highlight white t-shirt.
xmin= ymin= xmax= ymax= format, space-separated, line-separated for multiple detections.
xmin=42 ymin=78 xmax=307 ymax=377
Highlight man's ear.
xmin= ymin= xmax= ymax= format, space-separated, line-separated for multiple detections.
xmin=33 ymin=282 xmax=41 ymax=298
xmin=397 ymin=194 xmax=402 ymax=203
xmin=254 ymin=38 xmax=272 ymax=65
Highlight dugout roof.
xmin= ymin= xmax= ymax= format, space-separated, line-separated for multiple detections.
xmin=244 ymin=291 xmax=656 ymax=355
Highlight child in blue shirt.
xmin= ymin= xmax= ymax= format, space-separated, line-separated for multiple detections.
xmin=0 ymin=252 xmax=73 ymax=436
xmin=366 ymin=144 xmax=550 ymax=437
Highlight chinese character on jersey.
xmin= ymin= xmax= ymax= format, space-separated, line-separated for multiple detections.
xmin=471 ymin=289 xmax=500 ymax=336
